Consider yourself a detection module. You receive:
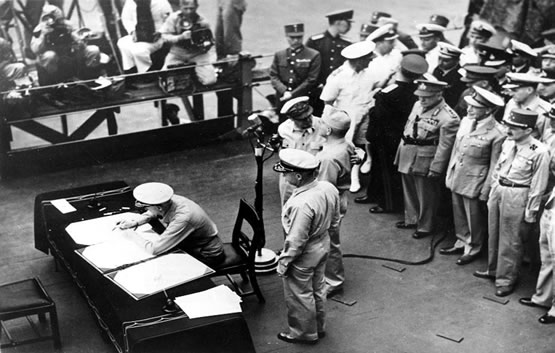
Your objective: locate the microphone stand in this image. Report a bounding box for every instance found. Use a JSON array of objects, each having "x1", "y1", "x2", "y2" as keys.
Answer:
[{"x1": 247, "y1": 127, "x2": 279, "y2": 274}]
